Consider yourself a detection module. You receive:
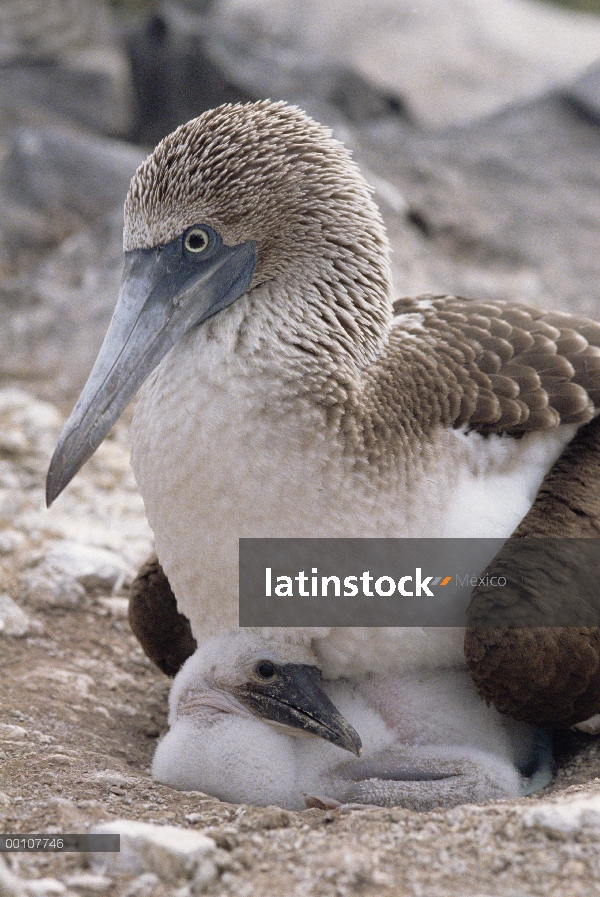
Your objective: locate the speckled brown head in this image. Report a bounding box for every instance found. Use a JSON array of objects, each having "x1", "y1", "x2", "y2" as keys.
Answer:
[
  {"x1": 124, "y1": 100, "x2": 391, "y2": 295},
  {"x1": 46, "y1": 101, "x2": 393, "y2": 505}
]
